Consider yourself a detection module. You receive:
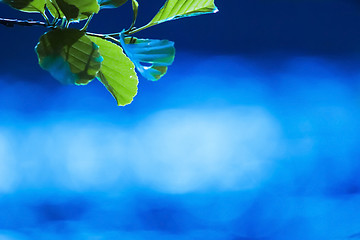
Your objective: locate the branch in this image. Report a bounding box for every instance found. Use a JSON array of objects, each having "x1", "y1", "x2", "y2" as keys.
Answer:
[
  {"x1": 0, "y1": 17, "x2": 46, "y2": 28},
  {"x1": 0, "y1": 17, "x2": 123, "y2": 45}
]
